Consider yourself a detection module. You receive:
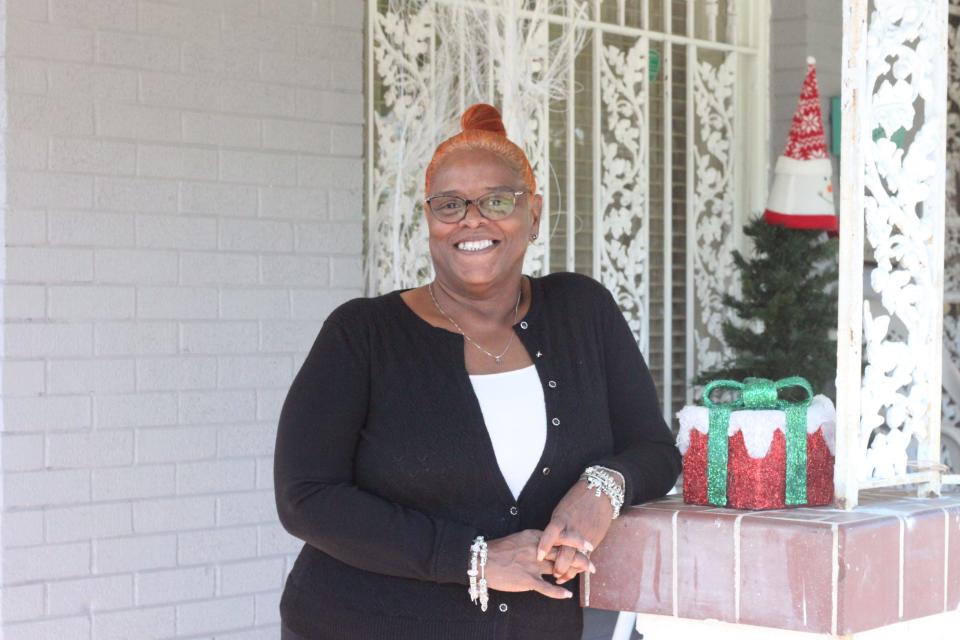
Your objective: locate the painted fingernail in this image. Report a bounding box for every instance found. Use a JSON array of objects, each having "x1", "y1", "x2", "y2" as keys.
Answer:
[
  {"x1": 537, "y1": 550, "x2": 545, "y2": 561},
  {"x1": 564, "y1": 591, "x2": 573, "y2": 598},
  {"x1": 589, "y1": 563, "x2": 597, "y2": 573},
  {"x1": 584, "y1": 542, "x2": 594, "y2": 552}
]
